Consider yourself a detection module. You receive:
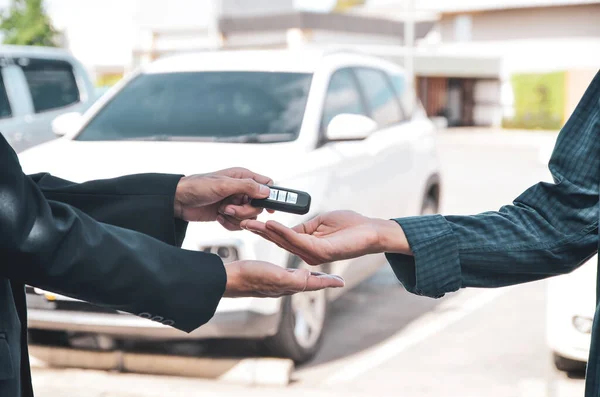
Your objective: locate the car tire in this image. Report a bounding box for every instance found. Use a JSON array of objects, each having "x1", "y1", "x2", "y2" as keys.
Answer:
[
  {"x1": 553, "y1": 352, "x2": 586, "y2": 373},
  {"x1": 261, "y1": 258, "x2": 328, "y2": 364},
  {"x1": 420, "y1": 188, "x2": 440, "y2": 215},
  {"x1": 28, "y1": 329, "x2": 69, "y2": 347}
]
